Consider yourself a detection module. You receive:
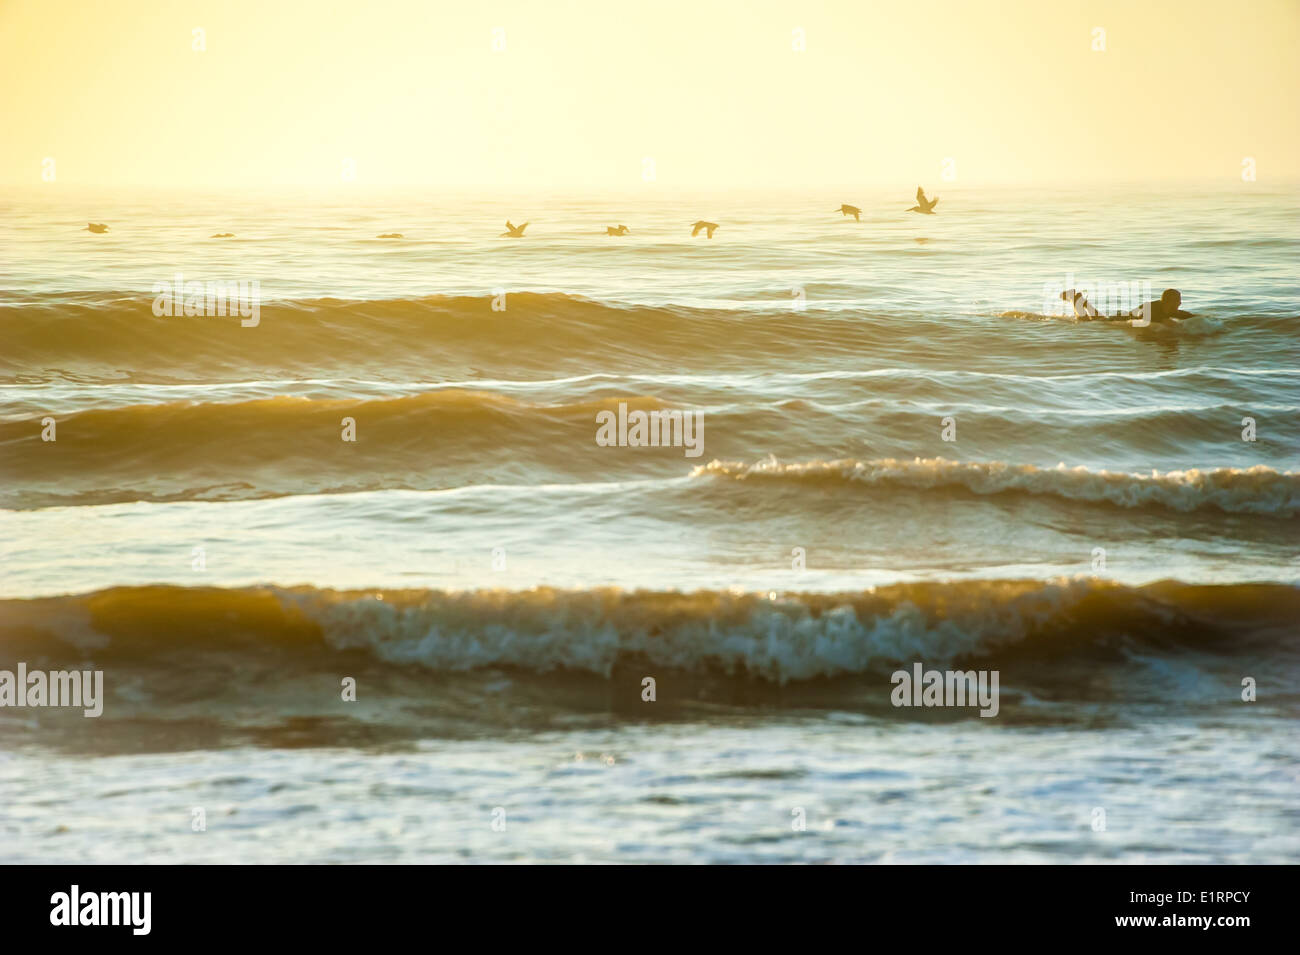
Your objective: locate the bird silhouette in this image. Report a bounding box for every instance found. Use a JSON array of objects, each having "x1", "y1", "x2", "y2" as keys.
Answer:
[
  {"x1": 377, "y1": 233, "x2": 403, "y2": 239},
  {"x1": 691, "y1": 220, "x2": 719, "y2": 238},
  {"x1": 605, "y1": 225, "x2": 630, "y2": 236},
  {"x1": 500, "y1": 221, "x2": 528, "y2": 237},
  {"x1": 84, "y1": 222, "x2": 108, "y2": 233},
  {"x1": 210, "y1": 232, "x2": 235, "y2": 238},
  {"x1": 836, "y1": 204, "x2": 861, "y2": 221},
  {"x1": 907, "y1": 187, "x2": 939, "y2": 214}
]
